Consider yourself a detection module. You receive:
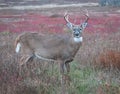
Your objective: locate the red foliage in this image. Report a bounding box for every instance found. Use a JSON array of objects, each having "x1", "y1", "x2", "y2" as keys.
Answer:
[
  {"x1": 96, "y1": 50, "x2": 120, "y2": 69},
  {"x1": 0, "y1": 13, "x2": 120, "y2": 33}
]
